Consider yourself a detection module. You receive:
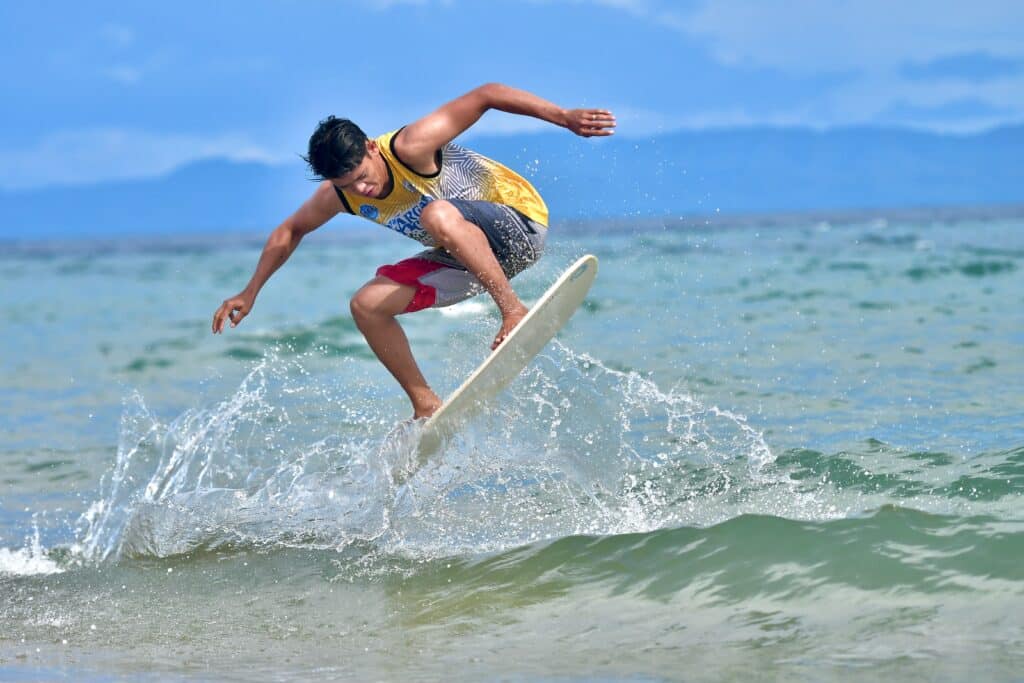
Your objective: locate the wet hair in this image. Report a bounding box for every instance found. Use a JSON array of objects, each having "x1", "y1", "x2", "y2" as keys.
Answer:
[{"x1": 303, "y1": 116, "x2": 368, "y2": 179}]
